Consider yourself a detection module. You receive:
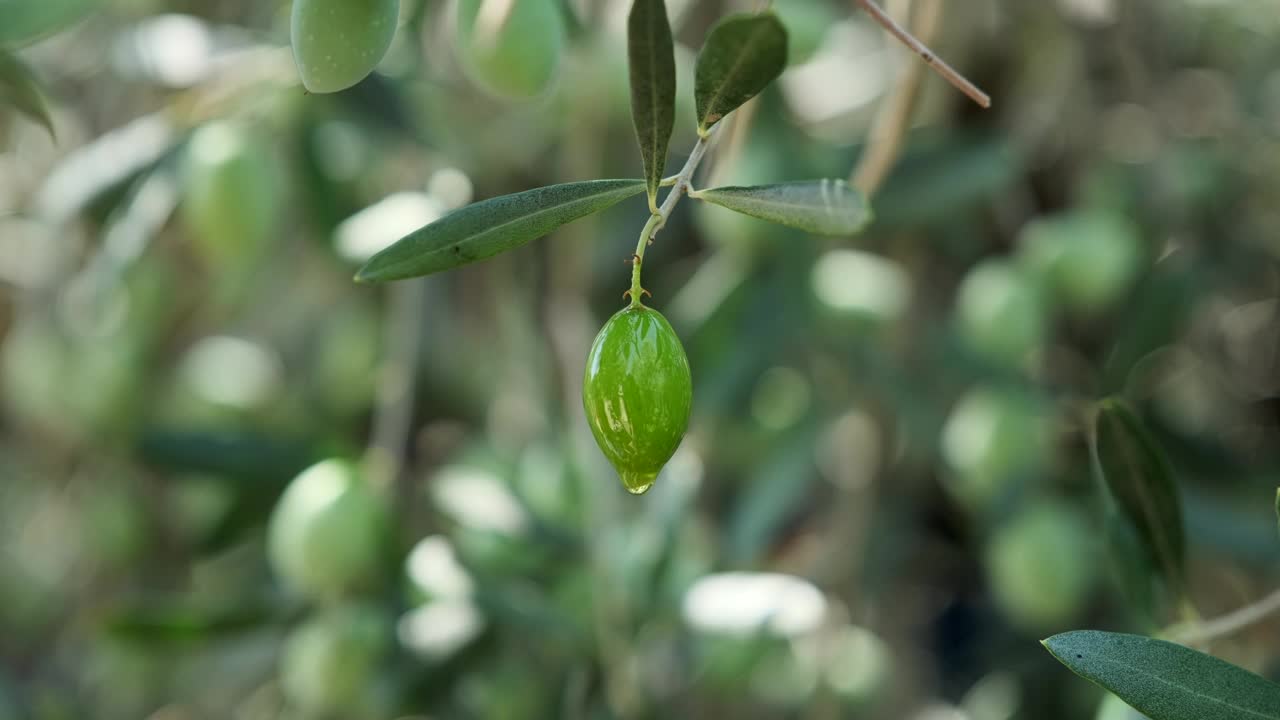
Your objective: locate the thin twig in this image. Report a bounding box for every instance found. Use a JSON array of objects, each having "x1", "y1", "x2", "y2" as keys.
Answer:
[
  {"x1": 1170, "y1": 587, "x2": 1280, "y2": 645},
  {"x1": 852, "y1": 0, "x2": 940, "y2": 195},
  {"x1": 854, "y1": 0, "x2": 991, "y2": 109},
  {"x1": 628, "y1": 124, "x2": 720, "y2": 303},
  {"x1": 366, "y1": 279, "x2": 427, "y2": 501}
]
